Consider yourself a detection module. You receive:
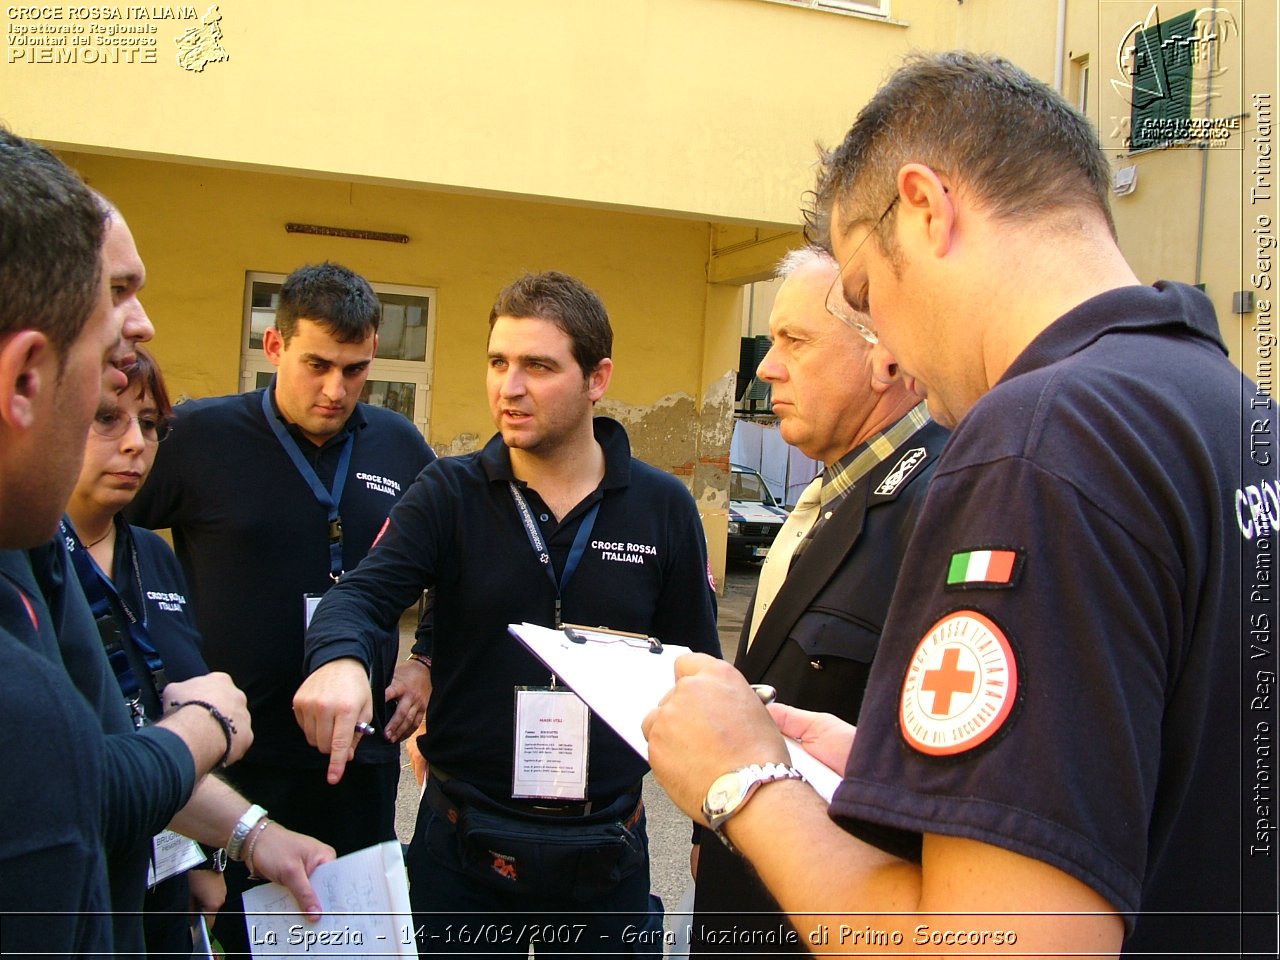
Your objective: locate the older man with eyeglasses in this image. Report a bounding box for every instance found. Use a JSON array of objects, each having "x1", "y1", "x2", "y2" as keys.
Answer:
[{"x1": 691, "y1": 246, "x2": 947, "y2": 956}]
